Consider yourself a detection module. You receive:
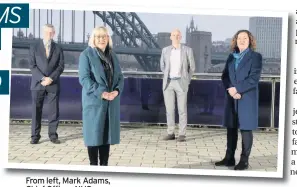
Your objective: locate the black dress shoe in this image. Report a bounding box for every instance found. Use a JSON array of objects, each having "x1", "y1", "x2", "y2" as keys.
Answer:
[
  {"x1": 215, "y1": 158, "x2": 235, "y2": 166},
  {"x1": 100, "y1": 162, "x2": 108, "y2": 166},
  {"x1": 30, "y1": 139, "x2": 39, "y2": 144},
  {"x1": 50, "y1": 139, "x2": 61, "y2": 144},
  {"x1": 234, "y1": 161, "x2": 249, "y2": 170}
]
